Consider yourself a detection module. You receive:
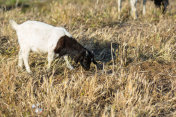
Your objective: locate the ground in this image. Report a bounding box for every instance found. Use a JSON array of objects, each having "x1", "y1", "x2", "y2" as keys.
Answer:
[{"x1": 0, "y1": 0, "x2": 176, "y2": 116}]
